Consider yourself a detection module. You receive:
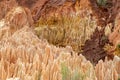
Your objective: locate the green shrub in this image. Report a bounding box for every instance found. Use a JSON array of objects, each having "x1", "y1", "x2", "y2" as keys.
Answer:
[
  {"x1": 97, "y1": 0, "x2": 107, "y2": 6},
  {"x1": 71, "y1": 69, "x2": 86, "y2": 80},
  {"x1": 61, "y1": 63, "x2": 86, "y2": 80},
  {"x1": 61, "y1": 63, "x2": 71, "y2": 80}
]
